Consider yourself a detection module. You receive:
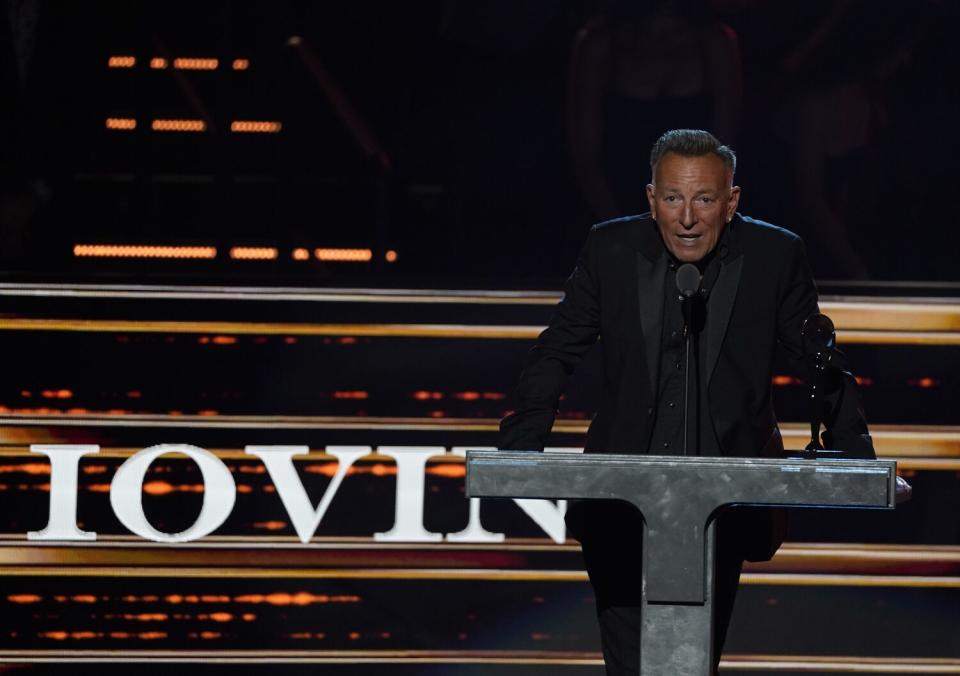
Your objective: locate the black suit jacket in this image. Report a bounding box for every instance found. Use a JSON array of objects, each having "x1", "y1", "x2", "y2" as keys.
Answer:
[{"x1": 499, "y1": 213, "x2": 873, "y2": 558}]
